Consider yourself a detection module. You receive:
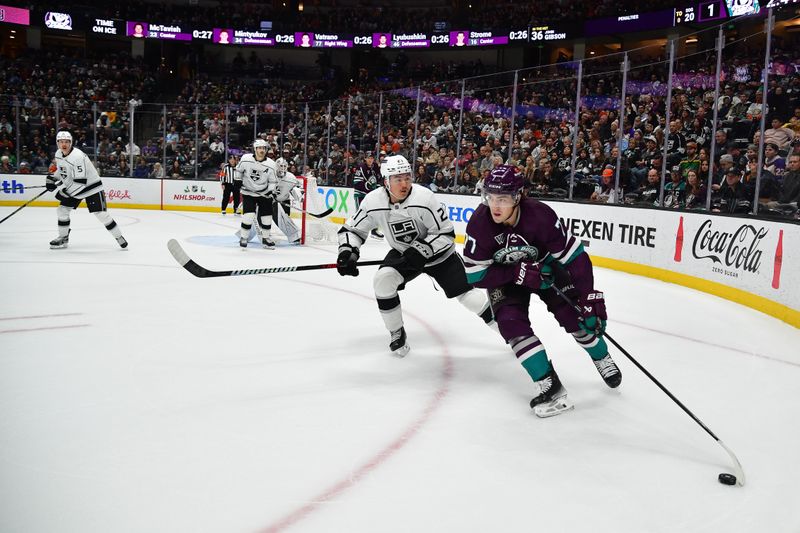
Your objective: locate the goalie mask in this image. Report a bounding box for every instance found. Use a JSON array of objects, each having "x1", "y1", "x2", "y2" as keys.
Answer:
[{"x1": 275, "y1": 157, "x2": 288, "y2": 178}]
